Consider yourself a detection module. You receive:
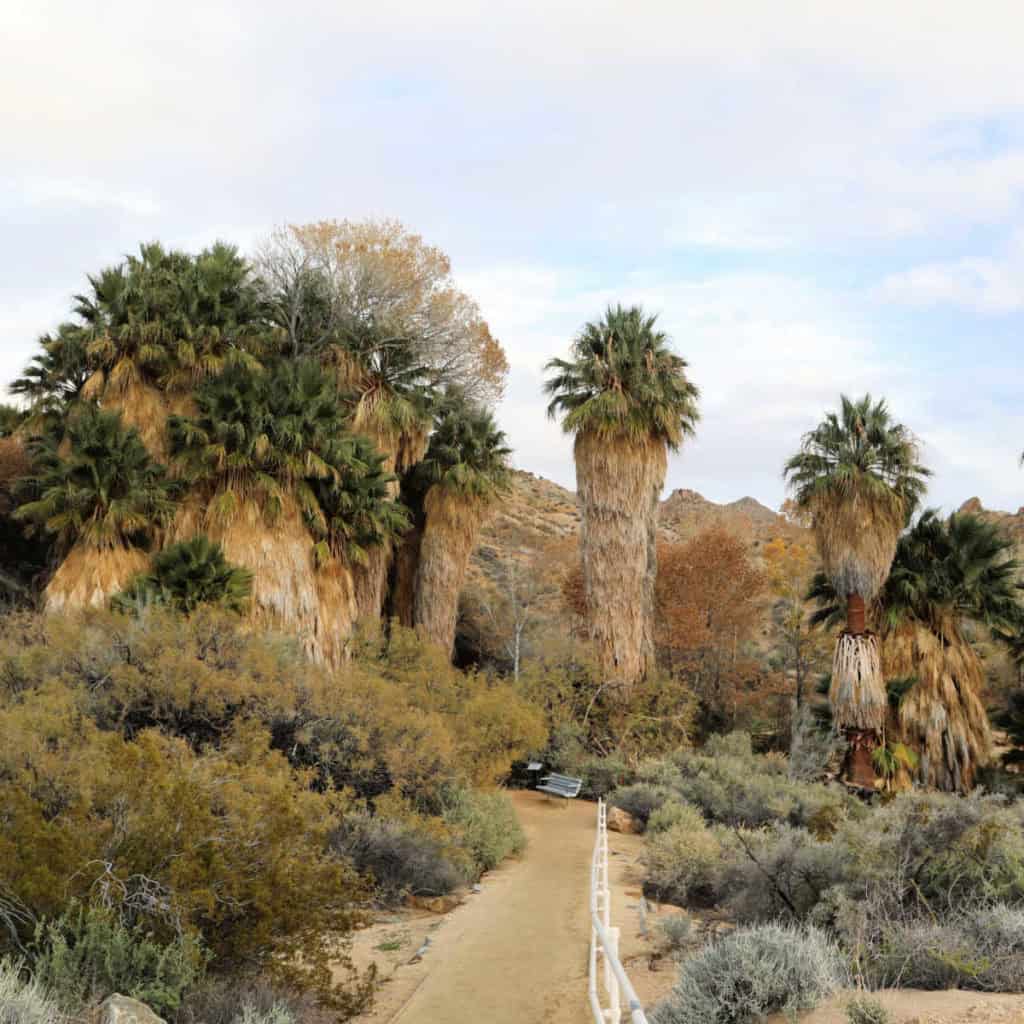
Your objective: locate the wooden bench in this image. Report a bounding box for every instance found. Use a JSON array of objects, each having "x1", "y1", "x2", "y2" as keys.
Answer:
[{"x1": 536, "y1": 772, "x2": 582, "y2": 803}]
